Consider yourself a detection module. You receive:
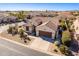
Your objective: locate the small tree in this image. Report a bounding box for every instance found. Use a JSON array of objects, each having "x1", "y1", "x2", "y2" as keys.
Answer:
[
  {"x1": 7, "y1": 26, "x2": 13, "y2": 34},
  {"x1": 62, "y1": 30, "x2": 71, "y2": 47},
  {"x1": 18, "y1": 28, "x2": 25, "y2": 39},
  {"x1": 12, "y1": 26, "x2": 18, "y2": 36},
  {"x1": 59, "y1": 19, "x2": 67, "y2": 31}
]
